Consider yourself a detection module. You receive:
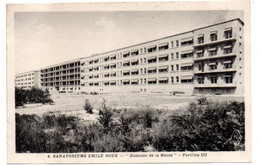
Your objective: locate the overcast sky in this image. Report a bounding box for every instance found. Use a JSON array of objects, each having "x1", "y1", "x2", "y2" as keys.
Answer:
[{"x1": 15, "y1": 10, "x2": 243, "y2": 74}]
